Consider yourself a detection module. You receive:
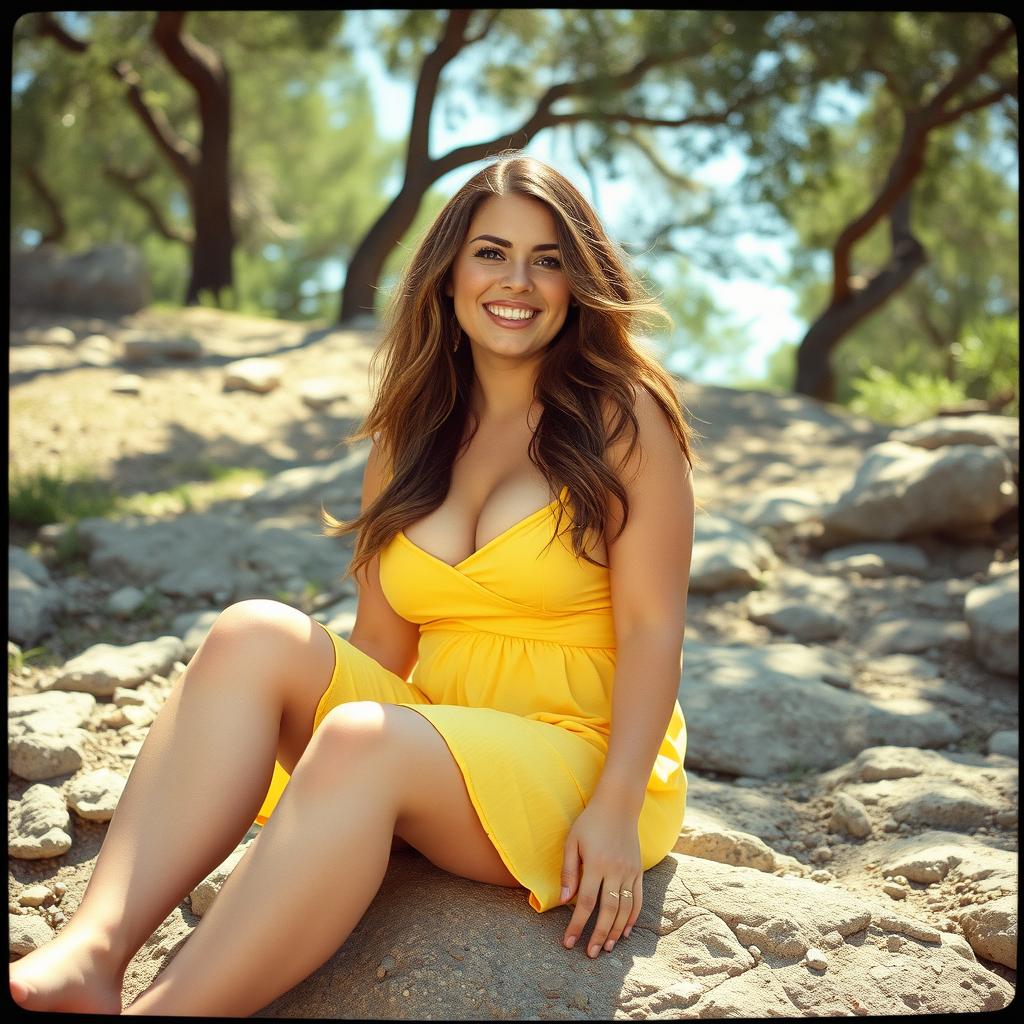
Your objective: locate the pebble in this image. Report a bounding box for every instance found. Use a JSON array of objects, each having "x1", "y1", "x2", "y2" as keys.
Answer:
[
  {"x1": 810, "y1": 845, "x2": 833, "y2": 864},
  {"x1": 883, "y1": 883, "x2": 908, "y2": 900},
  {"x1": 748, "y1": 945, "x2": 762, "y2": 961},
  {"x1": 886, "y1": 936, "x2": 903, "y2": 952},
  {"x1": 18, "y1": 884, "x2": 53, "y2": 907},
  {"x1": 805, "y1": 947, "x2": 828, "y2": 970}
]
